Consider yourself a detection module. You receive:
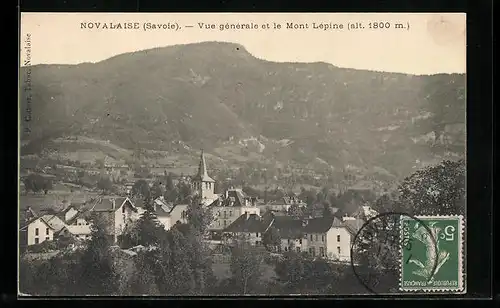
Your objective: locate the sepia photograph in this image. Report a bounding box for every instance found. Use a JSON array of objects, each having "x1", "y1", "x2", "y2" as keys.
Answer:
[{"x1": 18, "y1": 13, "x2": 466, "y2": 296}]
